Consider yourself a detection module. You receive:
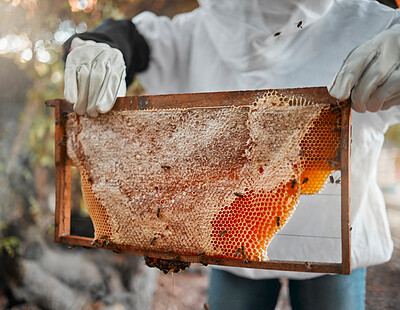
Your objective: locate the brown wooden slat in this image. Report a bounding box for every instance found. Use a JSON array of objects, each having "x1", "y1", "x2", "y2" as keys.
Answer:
[
  {"x1": 340, "y1": 104, "x2": 352, "y2": 275},
  {"x1": 60, "y1": 235, "x2": 342, "y2": 274},
  {"x1": 48, "y1": 99, "x2": 72, "y2": 241},
  {"x1": 112, "y1": 87, "x2": 337, "y2": 111}
]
